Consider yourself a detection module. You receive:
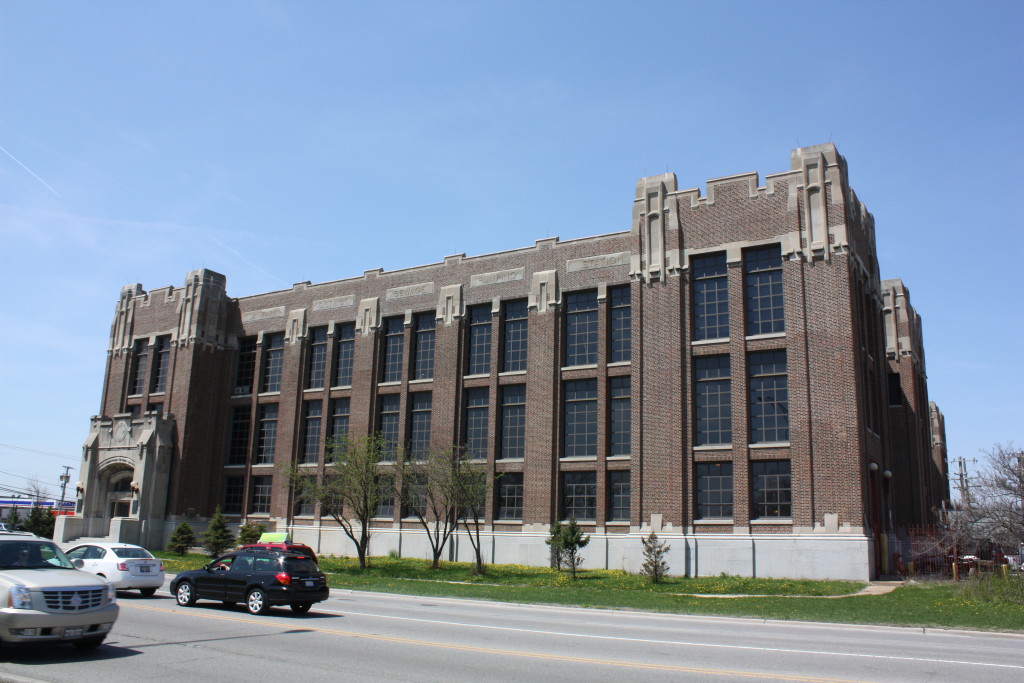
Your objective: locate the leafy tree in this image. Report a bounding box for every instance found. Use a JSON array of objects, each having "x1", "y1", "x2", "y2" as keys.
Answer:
[
  {"x1": 237, "y1": 521, "x2": 267, "y2": 545},
  {"x1": 640, "y1": 532, "x2": 671, "y2": 583},
  {"x1": 558, "y1": 516, "x2": 590, "y2": 579},
  {"x1": 4, "y1": 506, "x2": 20, "y2": 528},
  {"x1": 23, "y1": 504, "x2": 55, "y2": 538},
  {"x1": 200, "y1": 508, "x2": 235, "y2": 557},
  {"x1": 546, "y1": 517, "x2": 592, "y2": 578},
  {"x1": 546, "y1": 520, "x2": 565, "y2": 570},
  {"x1": 291, "y1": 434, "x2": 390, "y2": 569},
  {"x1": 167, "y1": 521, "x2": 196, "y2": 555}
]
